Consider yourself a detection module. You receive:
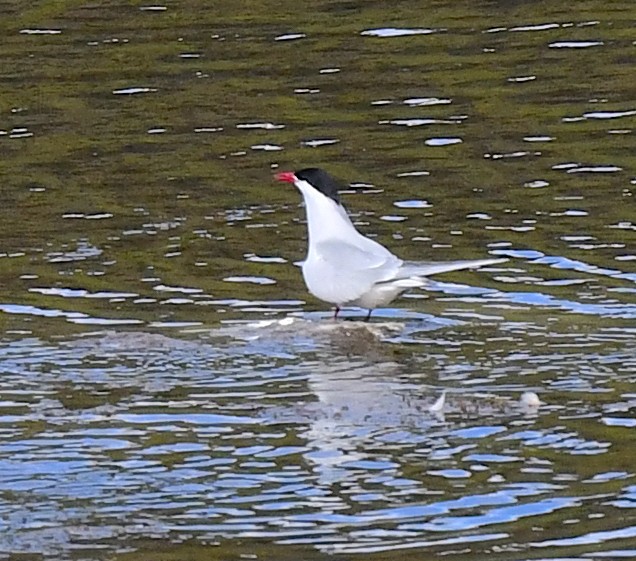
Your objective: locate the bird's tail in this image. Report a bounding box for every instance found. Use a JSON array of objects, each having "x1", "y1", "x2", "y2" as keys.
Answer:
[{"x1": 396, "y1": 257, "x2": 507, "y2": 280}]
